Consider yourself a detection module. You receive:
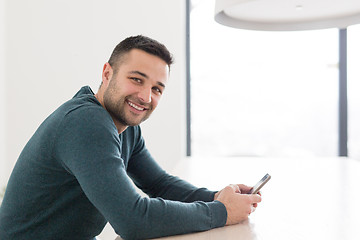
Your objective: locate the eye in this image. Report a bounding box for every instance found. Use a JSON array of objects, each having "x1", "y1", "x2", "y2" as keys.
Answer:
[
  {"x1": 130, "y1": 77, "x2": 142, "y2": 83},
  {"x1": 152, "y1": 87, "x2": 162, "y2": 95}
]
